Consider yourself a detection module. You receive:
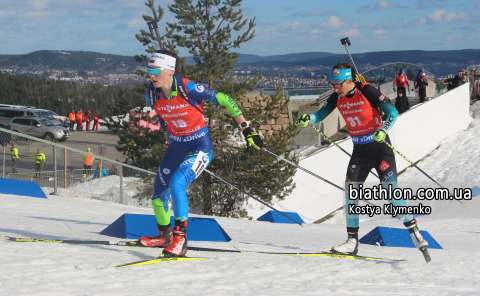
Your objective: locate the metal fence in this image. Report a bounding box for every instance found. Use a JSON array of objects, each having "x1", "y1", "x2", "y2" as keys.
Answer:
[{"x1": 0, "y1": 127, "x2": 156, "y2": 207}]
